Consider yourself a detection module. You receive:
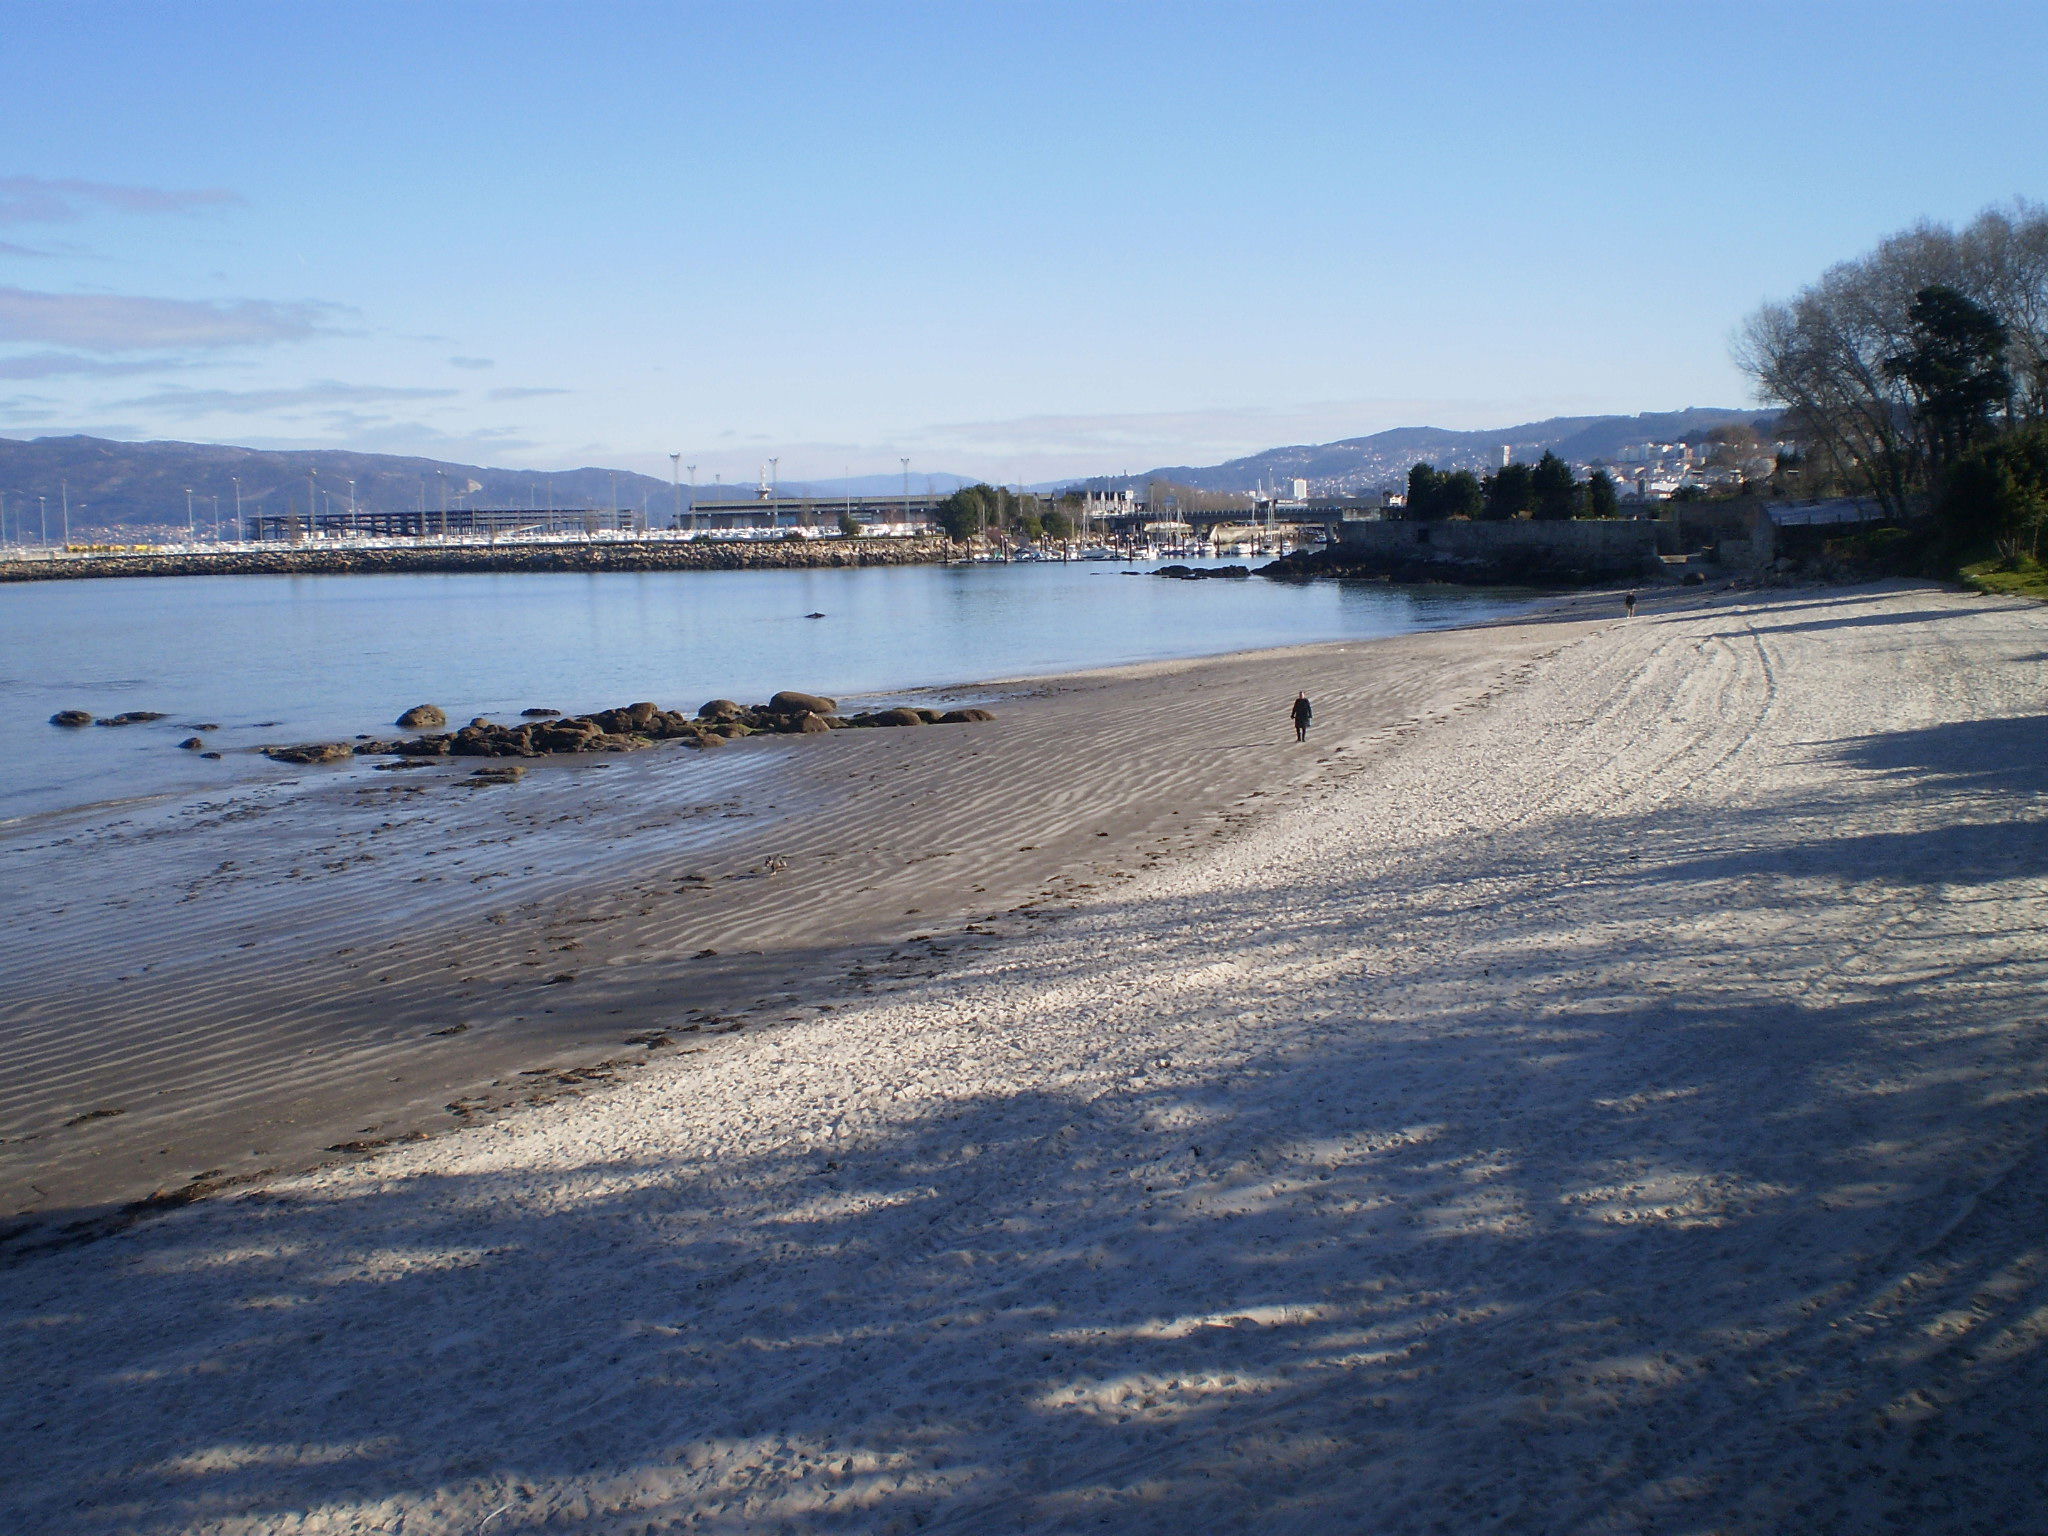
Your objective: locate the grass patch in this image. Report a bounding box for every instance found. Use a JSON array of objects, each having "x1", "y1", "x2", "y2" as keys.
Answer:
[{"x1": 1960, "y1": 556, "x2": 2048, "y2": 599}]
